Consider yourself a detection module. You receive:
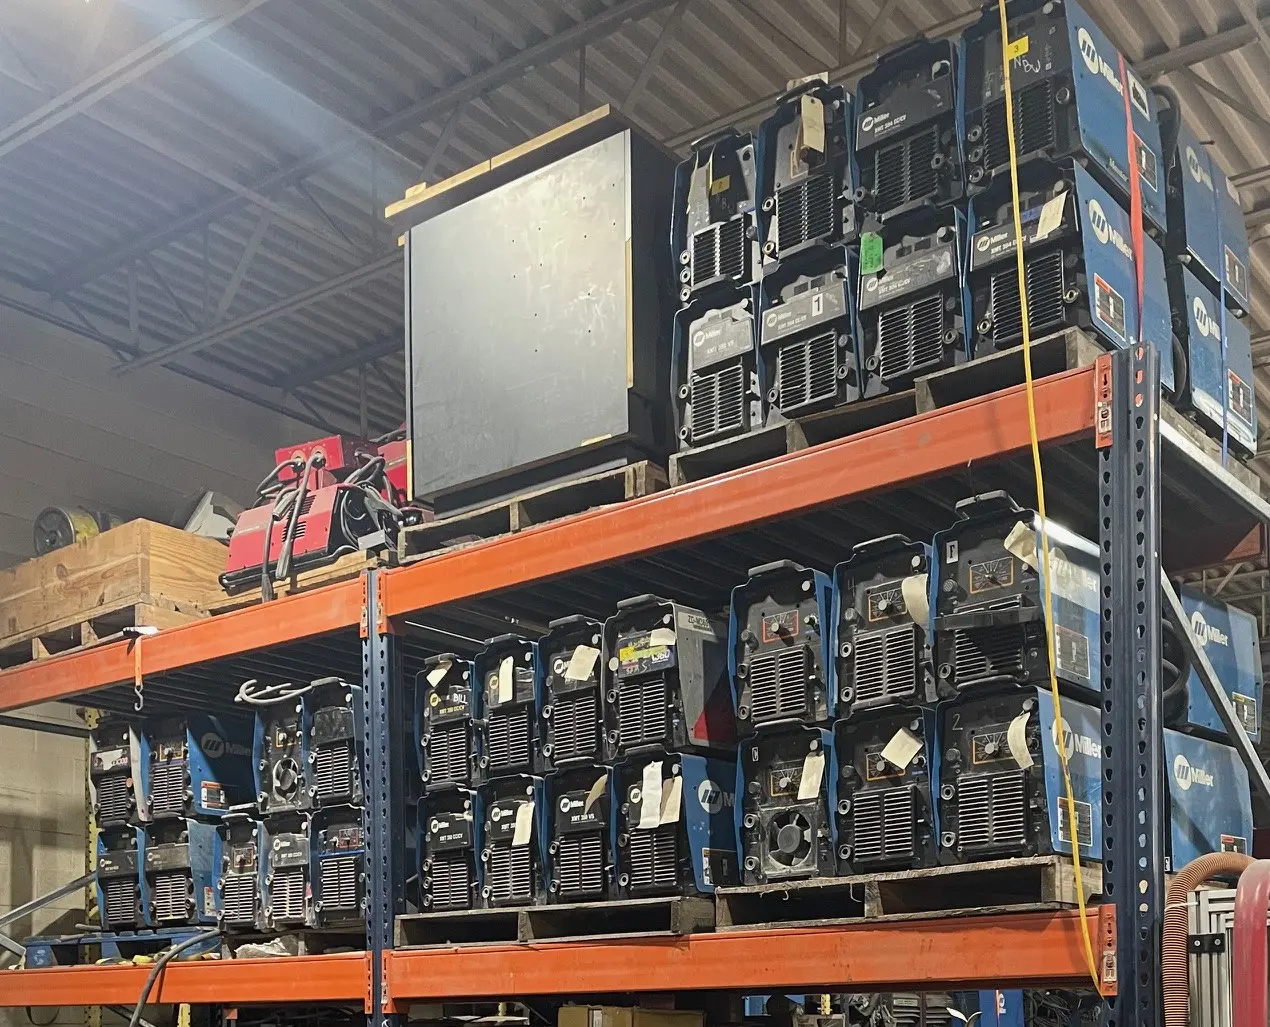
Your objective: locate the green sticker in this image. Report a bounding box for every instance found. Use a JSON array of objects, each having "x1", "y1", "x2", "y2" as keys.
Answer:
[{"x1": 860, "y1": 232, "x2": 884, "y2": 275}]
